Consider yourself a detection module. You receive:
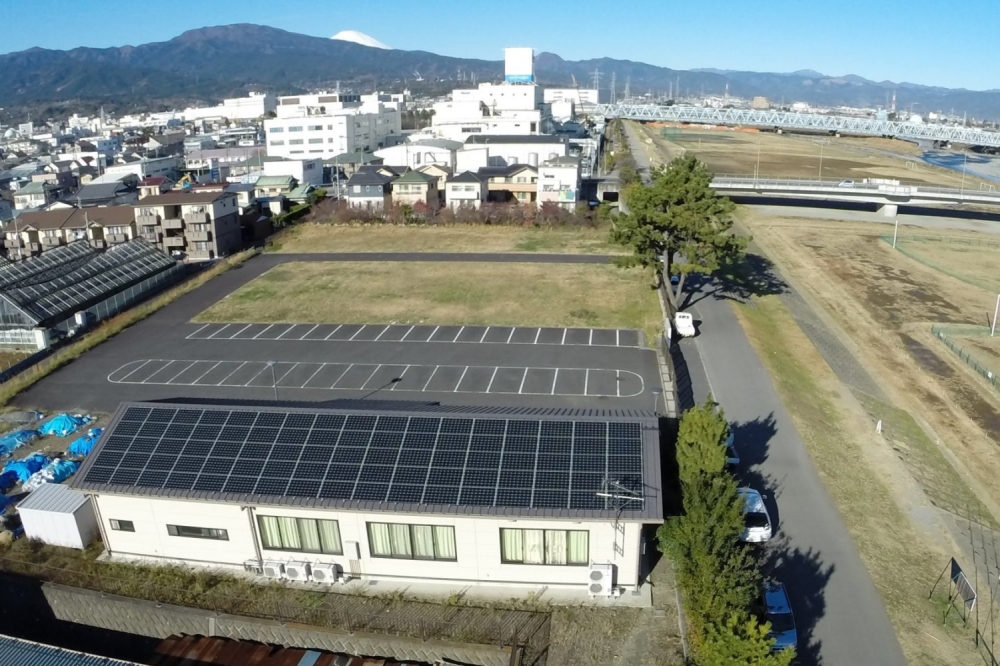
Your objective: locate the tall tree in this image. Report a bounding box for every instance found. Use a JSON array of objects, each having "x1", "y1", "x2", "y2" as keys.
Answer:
[
  {"x1": 676, "y1": 397, "x2": 730, "y2": 484},
  {"x1": 698, "y1": 613, "x2": 795, "y2": 666},
  {"x1": 611, "y1": 155, "x2": 747, "y2": 309}
]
